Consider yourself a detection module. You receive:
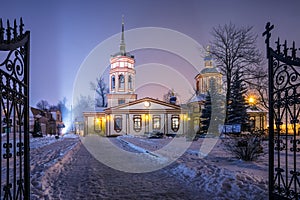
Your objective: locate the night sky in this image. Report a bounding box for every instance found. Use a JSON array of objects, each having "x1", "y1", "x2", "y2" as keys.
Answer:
[{"x1": 1, "y1": 0, "x2": 299, "y2": 108}]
